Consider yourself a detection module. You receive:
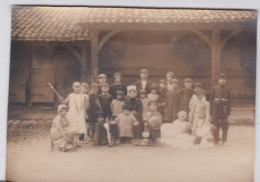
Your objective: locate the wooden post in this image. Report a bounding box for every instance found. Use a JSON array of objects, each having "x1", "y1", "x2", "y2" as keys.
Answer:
[
  {"x1": 91, "y1": 30, "x2": 99, "y2": 83},
  {"x1": 211, "y1": 28, "x2": 221, "y2": 89},
  {"x1": 81, "y1": 45, "x2": 88, "y2": 82}
]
